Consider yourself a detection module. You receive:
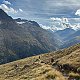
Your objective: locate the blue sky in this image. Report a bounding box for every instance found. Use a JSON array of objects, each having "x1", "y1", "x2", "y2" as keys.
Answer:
[
  {"x1": 0, "y1": 0, "x2": 80, "y2": 30},
  {"x1": 0, "y1": 0, "x2": 80, "y2": 18}
]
